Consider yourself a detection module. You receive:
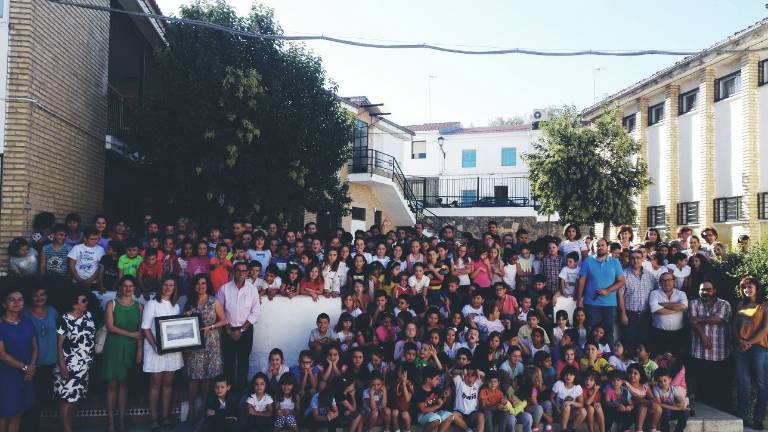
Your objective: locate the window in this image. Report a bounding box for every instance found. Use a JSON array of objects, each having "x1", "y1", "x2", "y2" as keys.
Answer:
[
  {"x1": 462, "y1": 149, "x2": 476, "y2": 168},
  {"x1": 647, "y1": 205, "x2": 666, "y2": 227},
  {"x1": 714, "y1": 196, "x2": 742, "y2": 223},
  {"x1": 715, "y1": 71, "x2": 741, "y2": 101},
  {"x1": 678, "y1": 89, "x2": 698, "y2": 115},
  {"x1": 351, "y1": 207, "x2": 366, "y2": 221},
  {"x1": 677, "y1": 201, "x2": 699, "y2": 225},
  {"x1": 501, "y1": 147, "x2": 517, "y2": 166},
  {"x1": 461, "y1": 189, "x2": 477, "y2": 207},
  {"x1": 759, "y1": 193, "x2": 768, "y2": 220},
  {"x1": 648, "y1": 103, "x2": 664, "y2": 126},
  {"x1": 760, "y1": 59, "x2": 768, "y2": 86},
  {"x1": 622, "y1": 114, "x2": 636, "y2": 133},
  {"x1": 411, "y1": 141, "x2": 426, "y2": 159}
]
